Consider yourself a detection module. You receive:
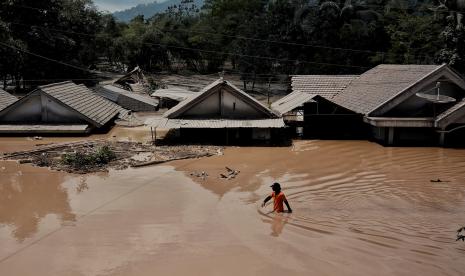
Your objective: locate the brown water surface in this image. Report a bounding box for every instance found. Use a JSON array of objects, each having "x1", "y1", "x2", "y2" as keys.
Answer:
[{"x1": 1, "y1": 140, "x2": 465, "y2": 275}]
